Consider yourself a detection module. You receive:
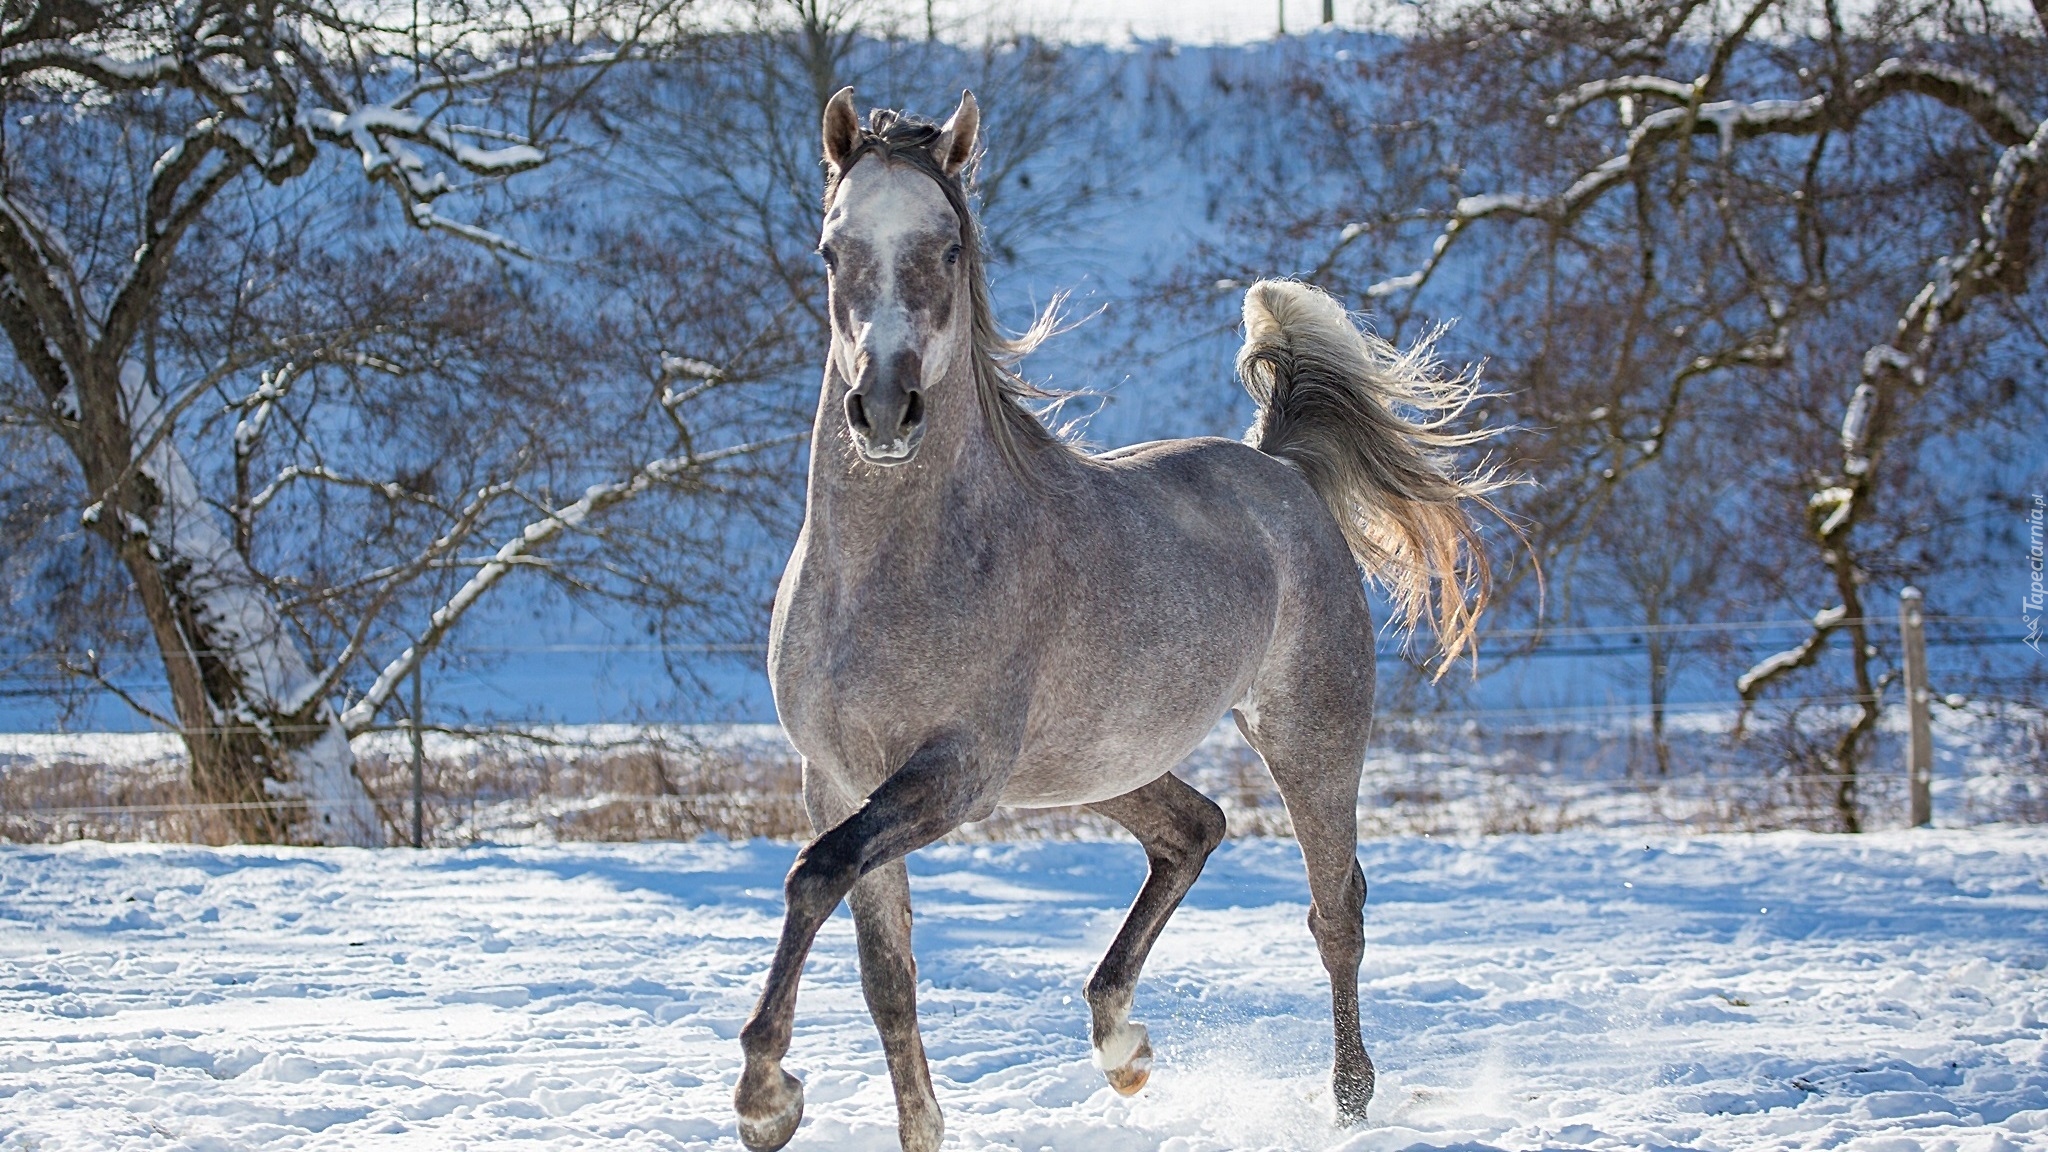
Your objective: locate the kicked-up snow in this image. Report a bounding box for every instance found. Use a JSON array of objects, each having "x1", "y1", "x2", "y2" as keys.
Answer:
[{"x1": 1, "y1": 831, "x2": 2043, "y2": 1151}]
